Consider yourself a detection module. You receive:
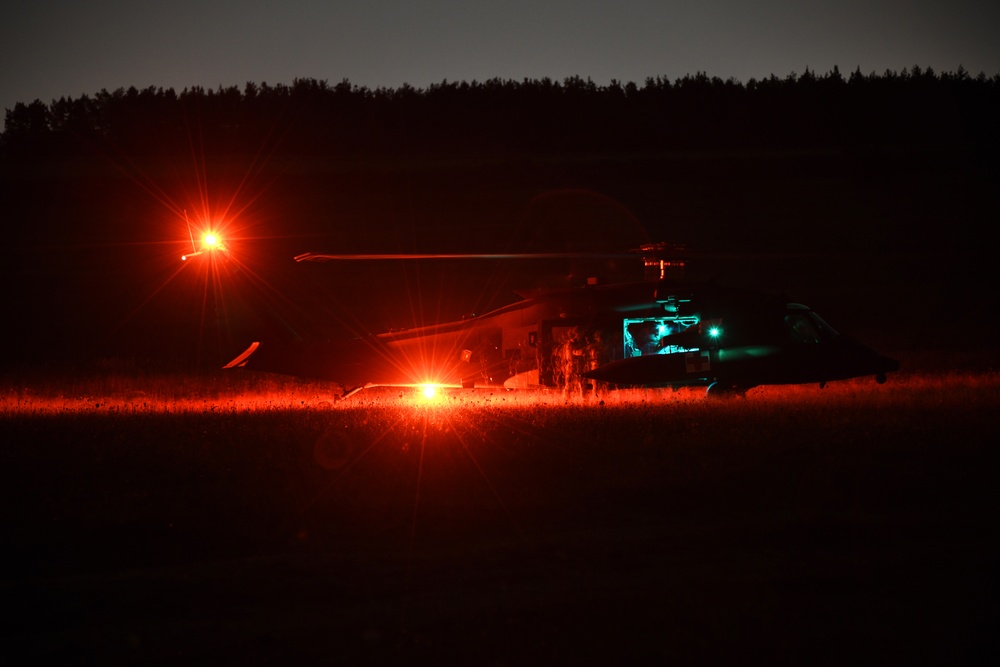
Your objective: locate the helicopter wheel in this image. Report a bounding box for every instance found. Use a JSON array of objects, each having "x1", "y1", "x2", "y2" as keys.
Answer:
[{"x1": 705, "y1": 382, "x2": 745, "y2": 399}]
